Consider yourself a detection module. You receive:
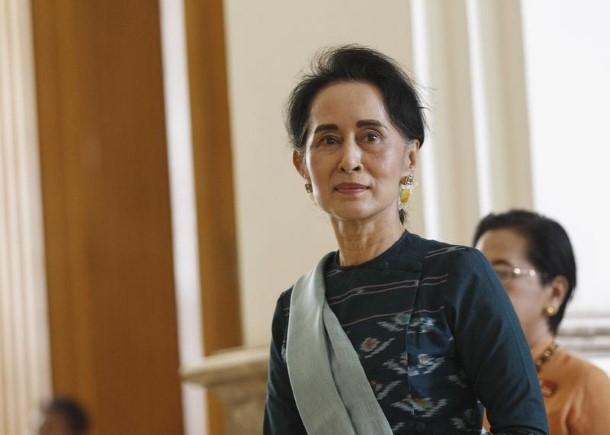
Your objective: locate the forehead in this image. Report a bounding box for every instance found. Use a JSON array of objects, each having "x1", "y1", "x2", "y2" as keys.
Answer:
[
  {"x1": 40, "y1": 411, "x2": 72, "y2": 432},
  {"x1": 477, "y1": 228, "x2": 530, "y2": 262},
  {"x1": 309, "y1": 81, "x2": 389, "y2": 125}
]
